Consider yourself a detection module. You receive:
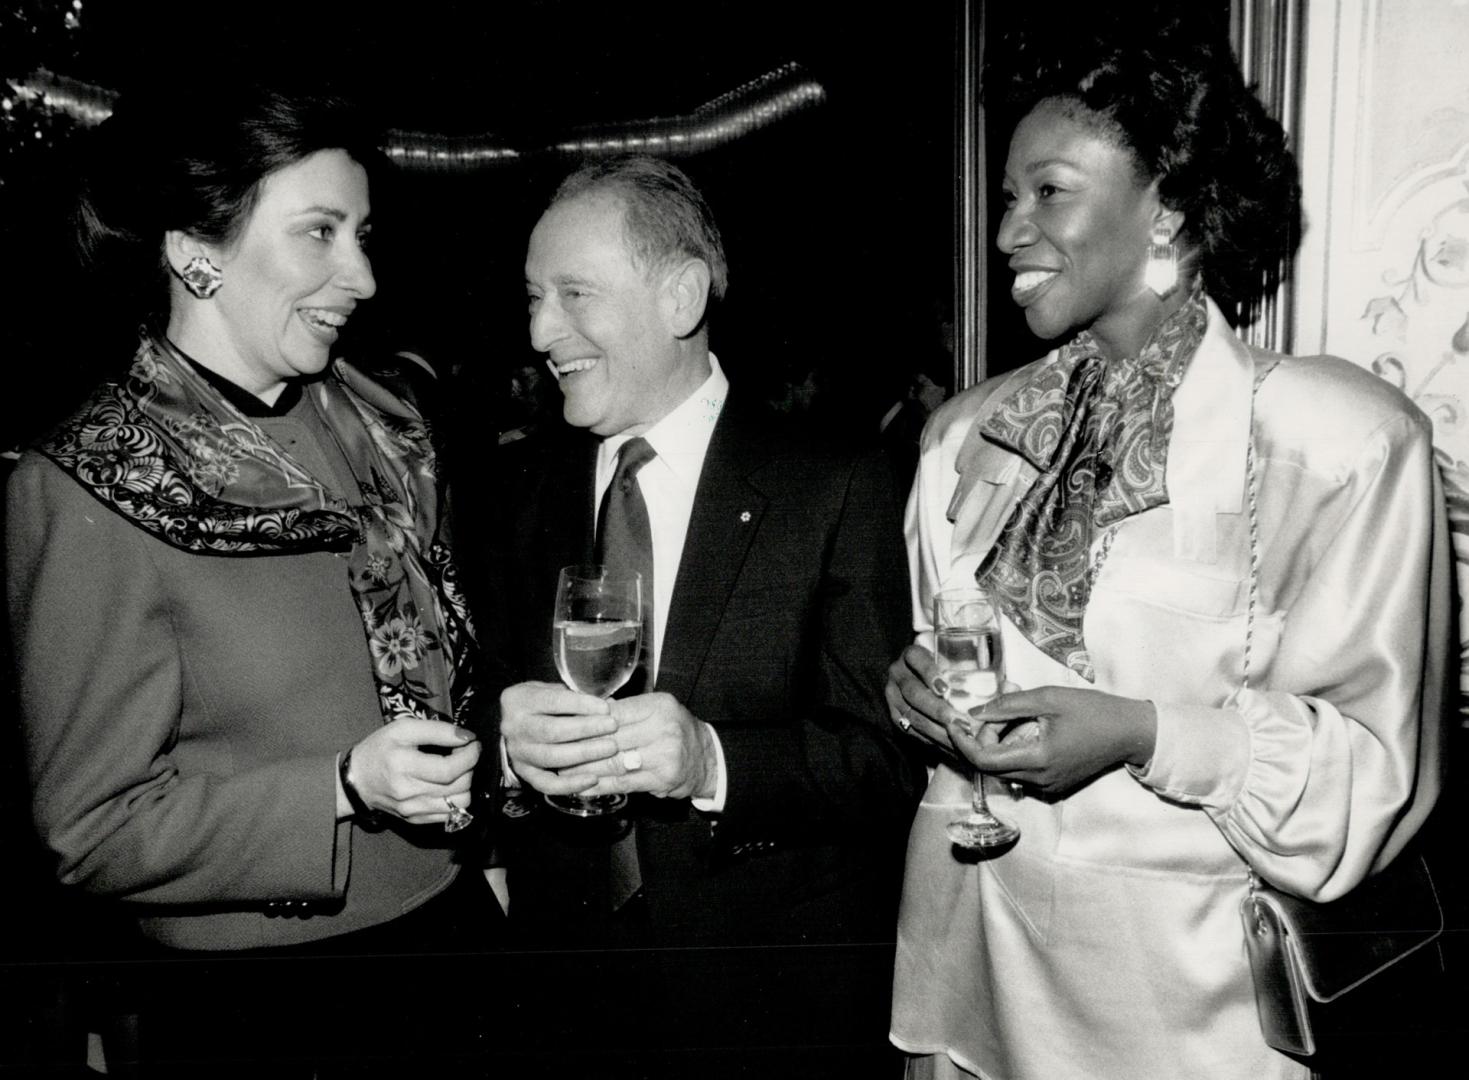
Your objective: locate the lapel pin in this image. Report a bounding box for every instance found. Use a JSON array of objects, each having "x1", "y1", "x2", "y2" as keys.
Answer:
[{"x1": 740, "y1": 510, "x2": 752, "y2": 523}]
